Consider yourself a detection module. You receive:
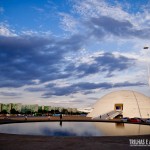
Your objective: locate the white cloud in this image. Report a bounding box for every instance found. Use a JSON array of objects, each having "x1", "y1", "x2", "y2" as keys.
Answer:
[
  {"x1": 0, "y1": 0, "x2": 150, "y2": 107},
  {"x1": 32, "y1": 6, "x2": 45, "y2": 13},
  {"x1": 21, "y1": 30, "x2": 52, "y2": 37},
  {"x1": 73, "y1": 0, "x2": 150, "y2": 31},
  {"x1": 59, "y1": 13, "x2": 78, "y2": 33},
  {"x1": 73, "y1": 0, "x2": 130, "y2": 20},
  {"x1": 0, "y1": 23, "x2": 17, "y2": 37},
  {"x1": 21, "y1": 30, "x2": 39, "y2": 36}
]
